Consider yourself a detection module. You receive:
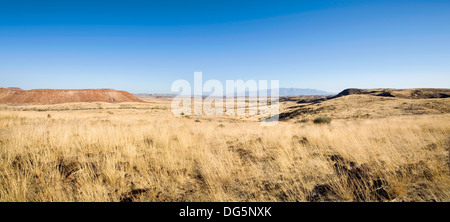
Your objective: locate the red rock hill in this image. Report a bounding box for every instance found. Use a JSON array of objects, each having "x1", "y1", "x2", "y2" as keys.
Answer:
[{"x1": 0, "y1": 88, "x2": 144, "y2": 105}]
